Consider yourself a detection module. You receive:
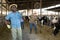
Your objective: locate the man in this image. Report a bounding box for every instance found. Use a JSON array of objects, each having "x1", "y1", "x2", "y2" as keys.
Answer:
[
  {"x1": 29, "y1": 13, "x2": 37, "y2": 34},
  {"x1": 5, "y1": 4, "x2": 22, "y2": 40}
]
